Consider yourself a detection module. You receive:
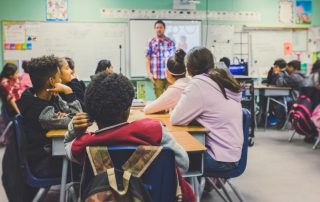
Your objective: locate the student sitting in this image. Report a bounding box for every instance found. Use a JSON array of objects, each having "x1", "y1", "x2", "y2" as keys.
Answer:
[
  {"x1": 94, "y1": 59, "x2": 113, "y2": 74},
  {"x1": 20, "y1": 61, "x2": 32, "y2": 89},
  {"x1": 171, "y1": 47, "x2": 243, "y2": 173},
  {"x1": 64, "y1": 72, "x2": 195, "y2": 201},
  {"x1": 144, "y1": 49, "x2": 190, "y2": 114},
  {"x1": 0, "y1": 63, "x2": 23, "y2": 116},
  {"x1": 275, "y1": 60, "x2": 307, "y2": 87},
  {"x1": 219, "y1": 57, "x2": 231, "y2": 68},
  {"x1": 307, "y1": 59, "x2": 320, "y2": 88},
  {"x1": 59, "y1": 57, "x2": 86, "y2": 109},
  {"x1": 17, "y1": 55, "x2": 82, "y2": 178},
  {"x1": 263, "y1": 58, "x2": 287, "y2": 85}
]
